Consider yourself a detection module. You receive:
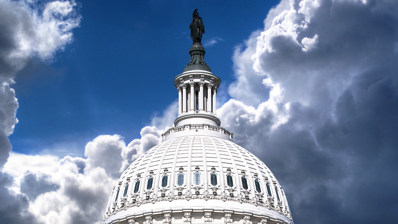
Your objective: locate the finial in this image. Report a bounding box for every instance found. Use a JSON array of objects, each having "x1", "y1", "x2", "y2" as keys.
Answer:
[{"x1": 184, "y1": 9, "x2": 211, "y2": 72}]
